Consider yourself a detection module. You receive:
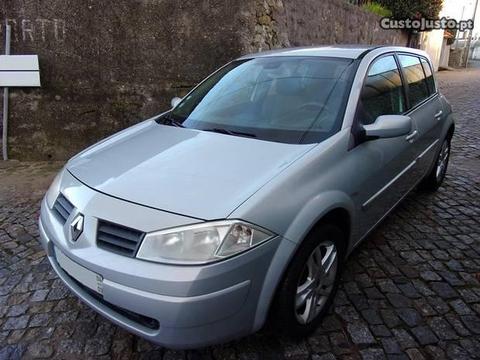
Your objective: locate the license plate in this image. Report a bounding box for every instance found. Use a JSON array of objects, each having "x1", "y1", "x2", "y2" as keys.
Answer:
[{"x1": 54, "y1": 247, "x2": 103, "y2": 295}]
